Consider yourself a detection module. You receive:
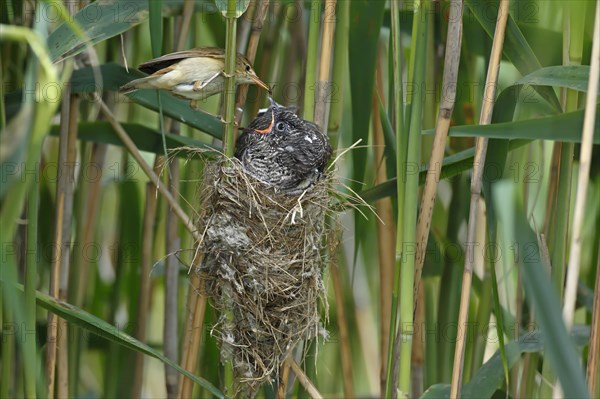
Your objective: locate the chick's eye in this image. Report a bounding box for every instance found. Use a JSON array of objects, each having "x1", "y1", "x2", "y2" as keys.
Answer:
[{"x1": 275, "y1": 122, "x2": 286, "y2": 132}]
